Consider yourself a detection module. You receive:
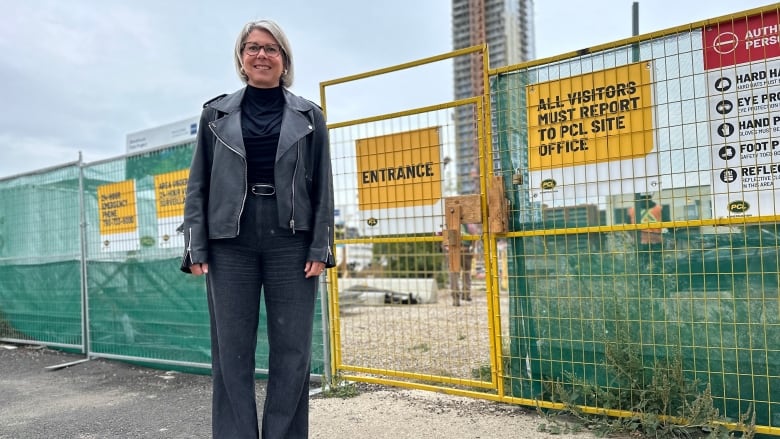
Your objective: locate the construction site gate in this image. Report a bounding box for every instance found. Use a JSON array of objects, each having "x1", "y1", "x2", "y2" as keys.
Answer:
[{"x1": 321, "y1": 5, "x2": 780, "y2": 436}]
